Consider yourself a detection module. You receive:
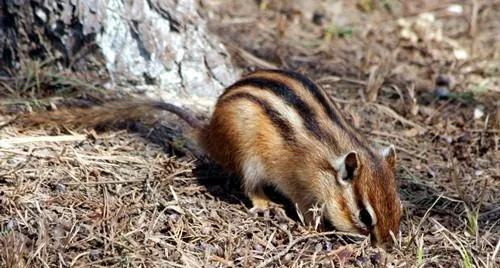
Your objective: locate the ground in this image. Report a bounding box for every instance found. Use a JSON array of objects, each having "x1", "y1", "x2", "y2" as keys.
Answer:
[{"x1": 0, "y1": 1, "x2": 499, "y2": 267}]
